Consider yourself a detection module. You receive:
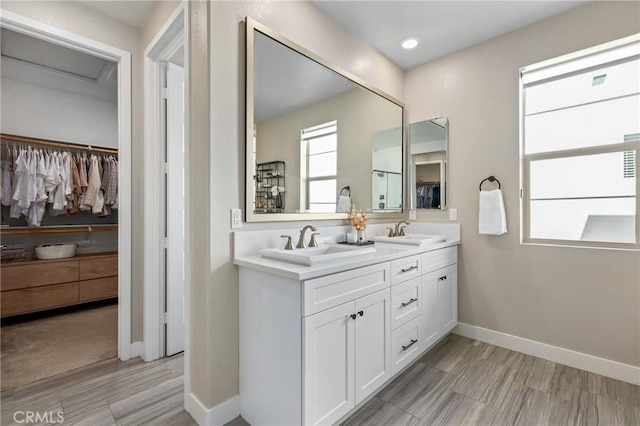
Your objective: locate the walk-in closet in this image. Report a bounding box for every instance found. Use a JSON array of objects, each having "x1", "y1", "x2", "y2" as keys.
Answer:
[{"x1": 0, "y1": 28, "x2": 121, "y2": 390}]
